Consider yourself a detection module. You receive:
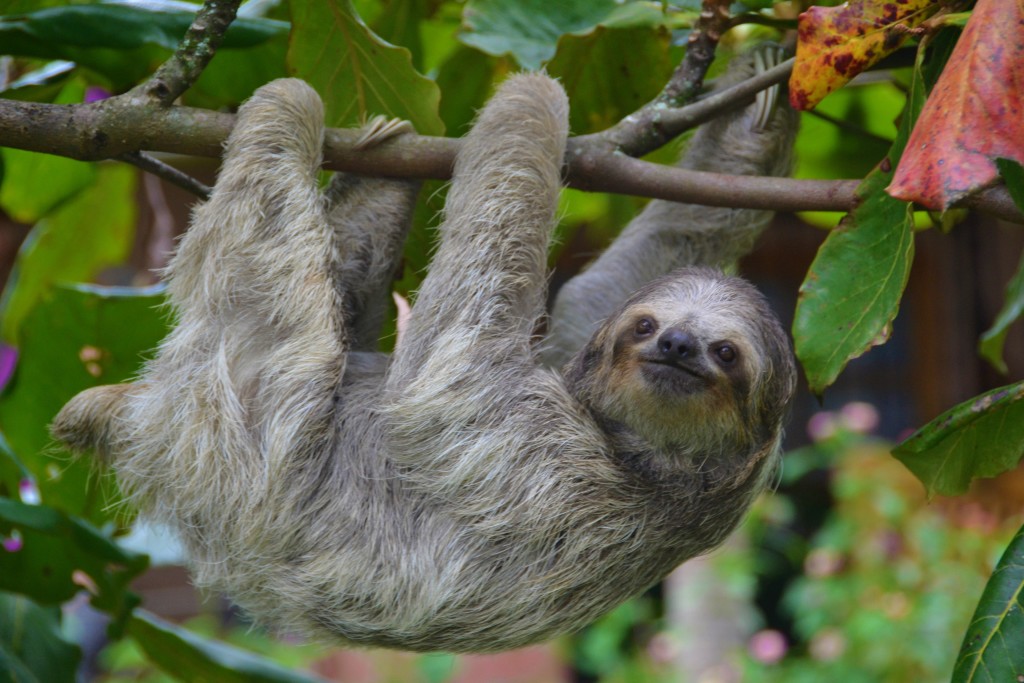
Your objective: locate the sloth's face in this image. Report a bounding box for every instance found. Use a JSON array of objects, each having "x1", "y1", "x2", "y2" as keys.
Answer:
[
  {"x1": 577, "y1": 269, "x2": 793, "y2": 451},
  {"x1": 605, "y1": 295, "x2": 755, "y2": 424}
]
